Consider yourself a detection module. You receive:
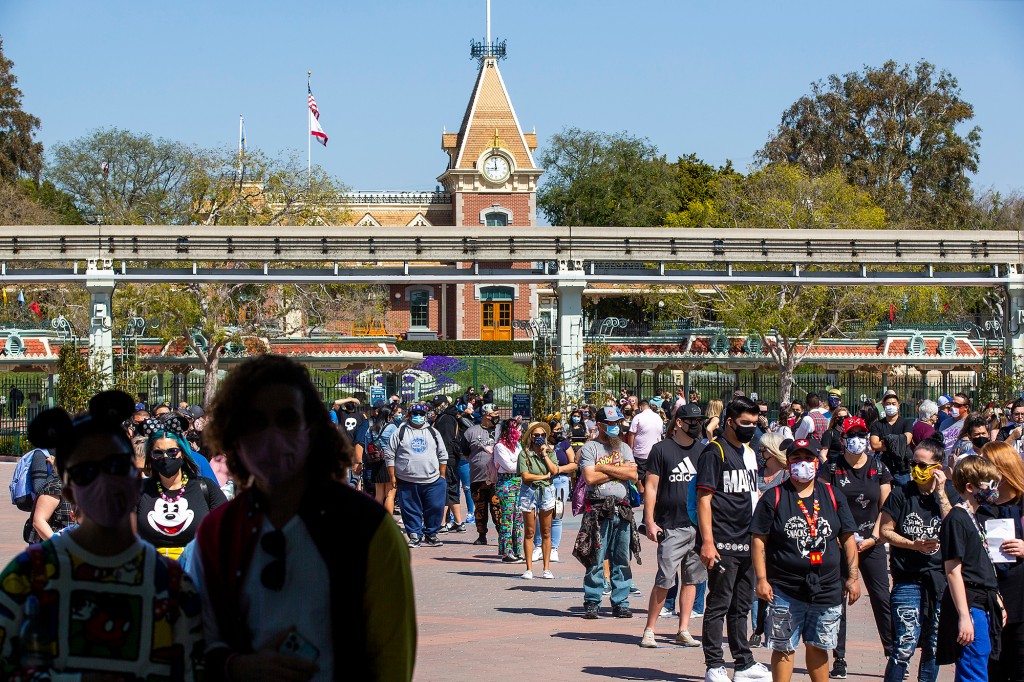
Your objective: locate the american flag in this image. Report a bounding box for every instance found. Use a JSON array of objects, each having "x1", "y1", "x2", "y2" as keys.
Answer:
[
  {"x1": 308, "y1": 85, "x2": 327, "y2": 147},
  {"x1": 308, "y1": 85, "x2": 320, "y2": 120}
]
